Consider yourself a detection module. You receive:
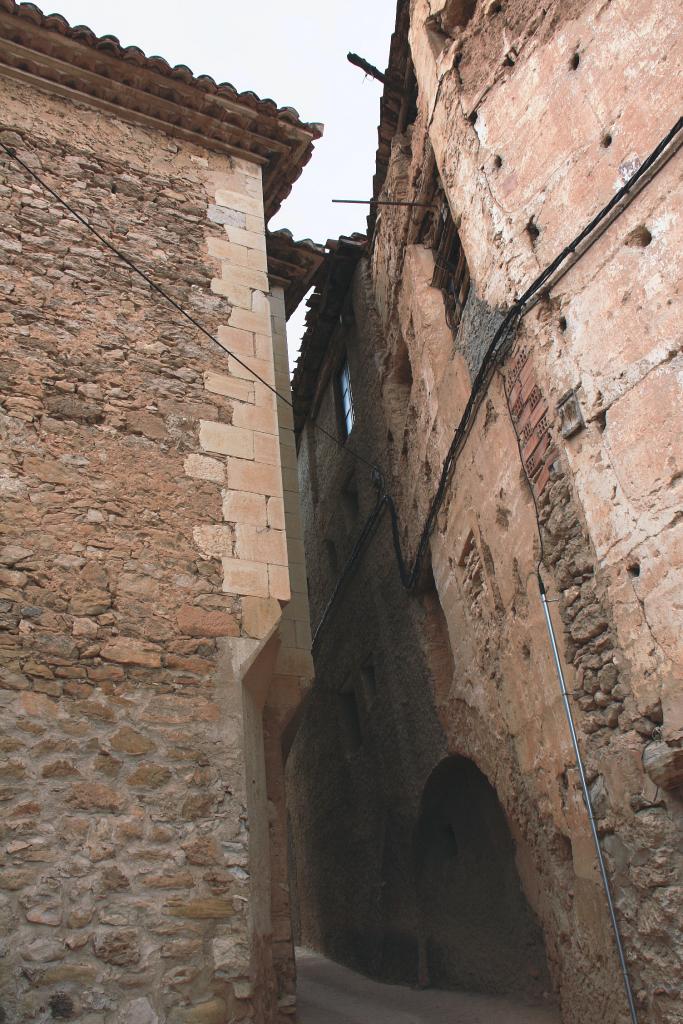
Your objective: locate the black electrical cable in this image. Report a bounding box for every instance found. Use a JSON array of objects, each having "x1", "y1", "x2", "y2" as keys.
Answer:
[
  {"x1": 312, "y1": 115, "x2": 682, "y2": 646},
  {"x1": 0, "y1": 141, "x2": 377, "y2": 473}
]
